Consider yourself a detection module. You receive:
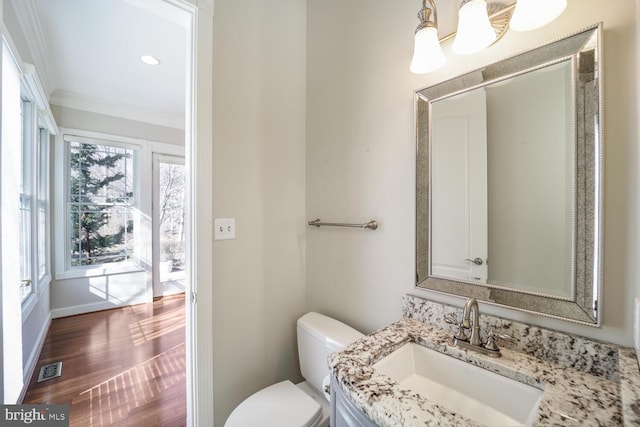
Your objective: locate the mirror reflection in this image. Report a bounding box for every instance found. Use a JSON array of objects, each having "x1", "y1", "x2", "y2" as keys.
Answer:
[
  {"x1": 431, "y1": 61, "x2": 573, "y2": 298},
  {"x1": 416, "y1": 25, "x2": 602, "y2": 325}
]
